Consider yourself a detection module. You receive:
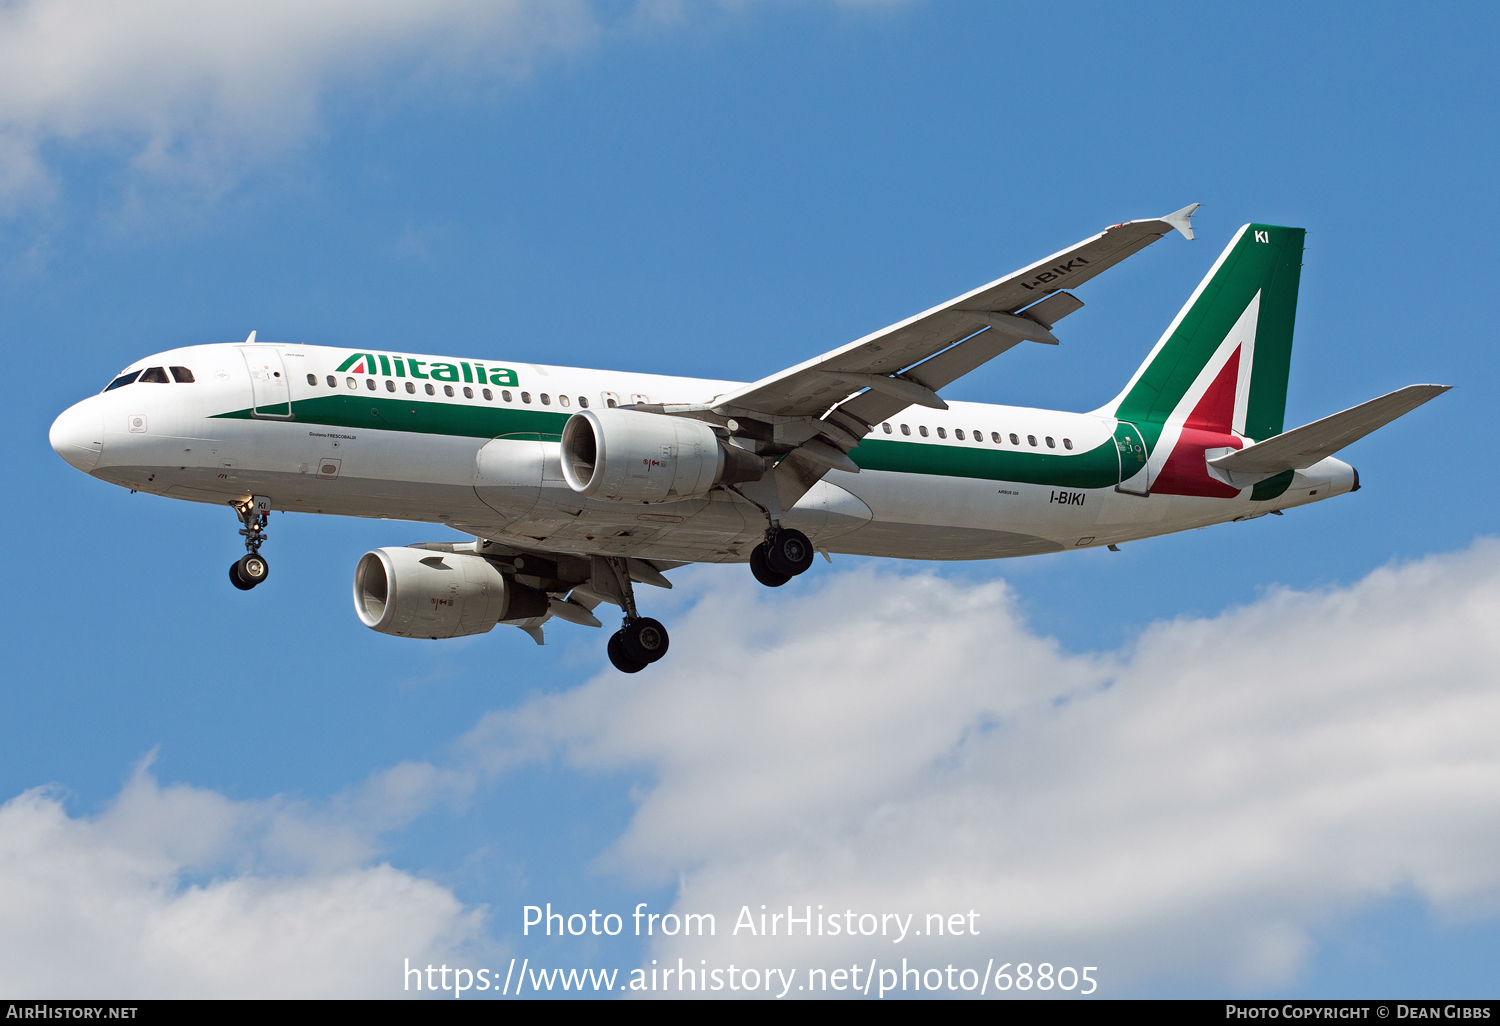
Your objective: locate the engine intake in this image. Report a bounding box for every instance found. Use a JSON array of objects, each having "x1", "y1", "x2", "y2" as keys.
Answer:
[
  {"x1": 353, "y1": 547, "x2": 548, "y2": 639},
  {"x1": 560, "y1": 408, "x2": 763, "y2": 503}
]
